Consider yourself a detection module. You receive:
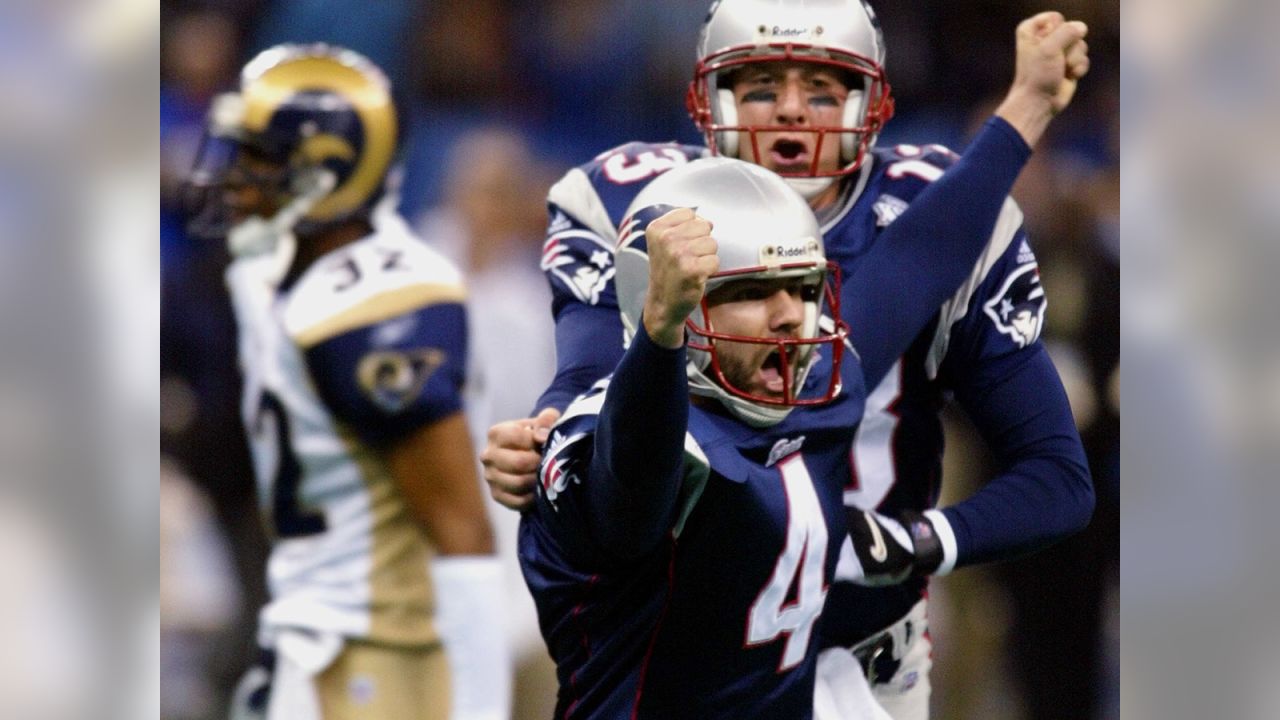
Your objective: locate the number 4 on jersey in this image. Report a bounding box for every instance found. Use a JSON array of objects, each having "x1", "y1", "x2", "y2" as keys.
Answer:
[{"x1": 746, "y1": 455, "x2": 829, "y2": 671}]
